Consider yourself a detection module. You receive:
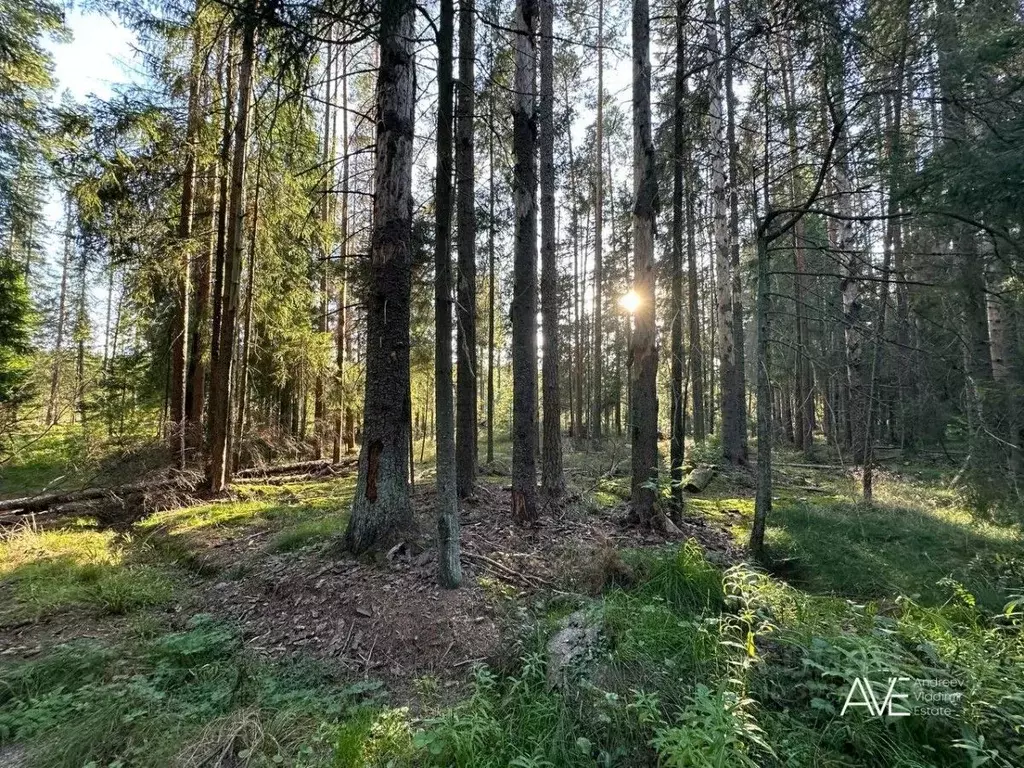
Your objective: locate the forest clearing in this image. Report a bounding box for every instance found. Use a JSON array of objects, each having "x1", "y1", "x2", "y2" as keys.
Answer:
[{"x1": 3, "y1": 0, "x2": 1024, "y2": 764}]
